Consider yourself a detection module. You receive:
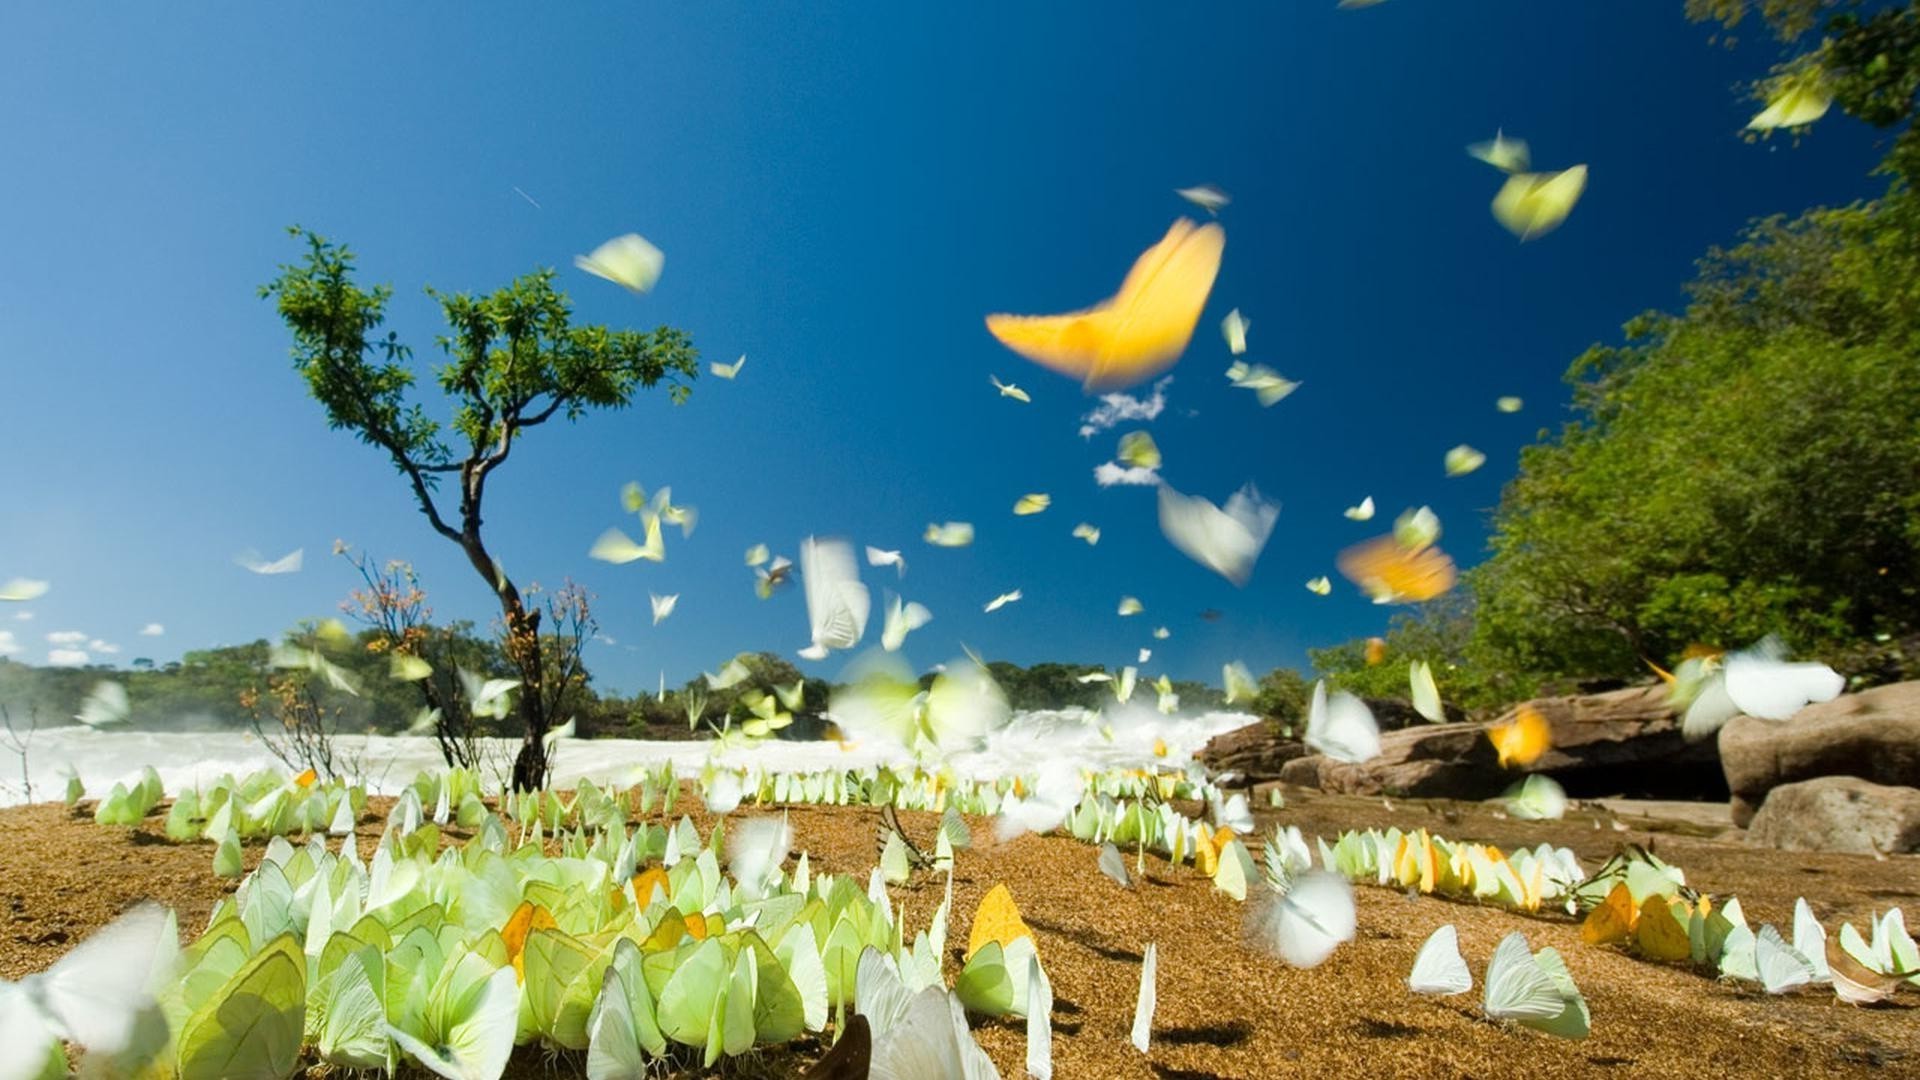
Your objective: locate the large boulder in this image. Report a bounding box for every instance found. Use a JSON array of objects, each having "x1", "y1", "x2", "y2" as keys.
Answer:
[
  {"x1": 1196, "y1": 721, "x2": 1310, "y2": 783},
  {"x1": 1745, "y1": 776, "x2": 1920, "y2": 855},
  {"x1": 1719, "y1": 681, "x2": 1920, "y2": 827},
  {"x1": 1274, "y1": 684, "x2": 1722, "y2": 800}
]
